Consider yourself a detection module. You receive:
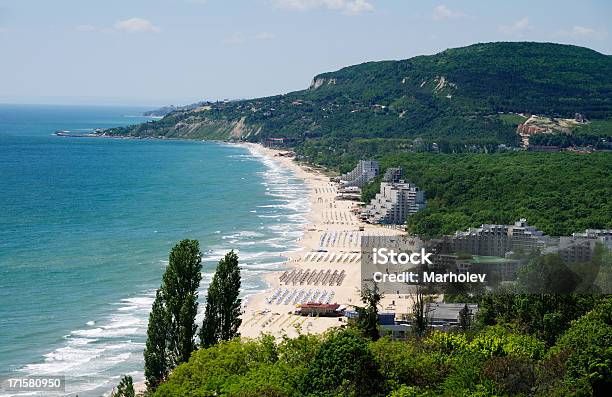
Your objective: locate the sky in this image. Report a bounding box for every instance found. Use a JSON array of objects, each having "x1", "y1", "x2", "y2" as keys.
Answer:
[{"x1": 0, "y1": 0, "x2": 610, "y2": 106}]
